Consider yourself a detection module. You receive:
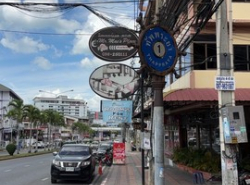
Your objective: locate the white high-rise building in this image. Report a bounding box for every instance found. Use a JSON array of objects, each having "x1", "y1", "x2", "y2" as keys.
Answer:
[{"x1": 33, "y1": 95, "x2": 88, "y2": 119}]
